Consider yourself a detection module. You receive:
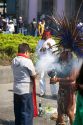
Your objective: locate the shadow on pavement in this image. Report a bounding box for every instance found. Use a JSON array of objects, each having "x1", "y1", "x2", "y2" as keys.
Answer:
[
  {"x1": 0, "y1": 119, "x2": 14, "y2": 125},
  {"x1": 8, "y1": 90, "x2": 13, "y2": 92},
  {"x1": 36, "y1": 93, "x2": 57, "y2": 100}
]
